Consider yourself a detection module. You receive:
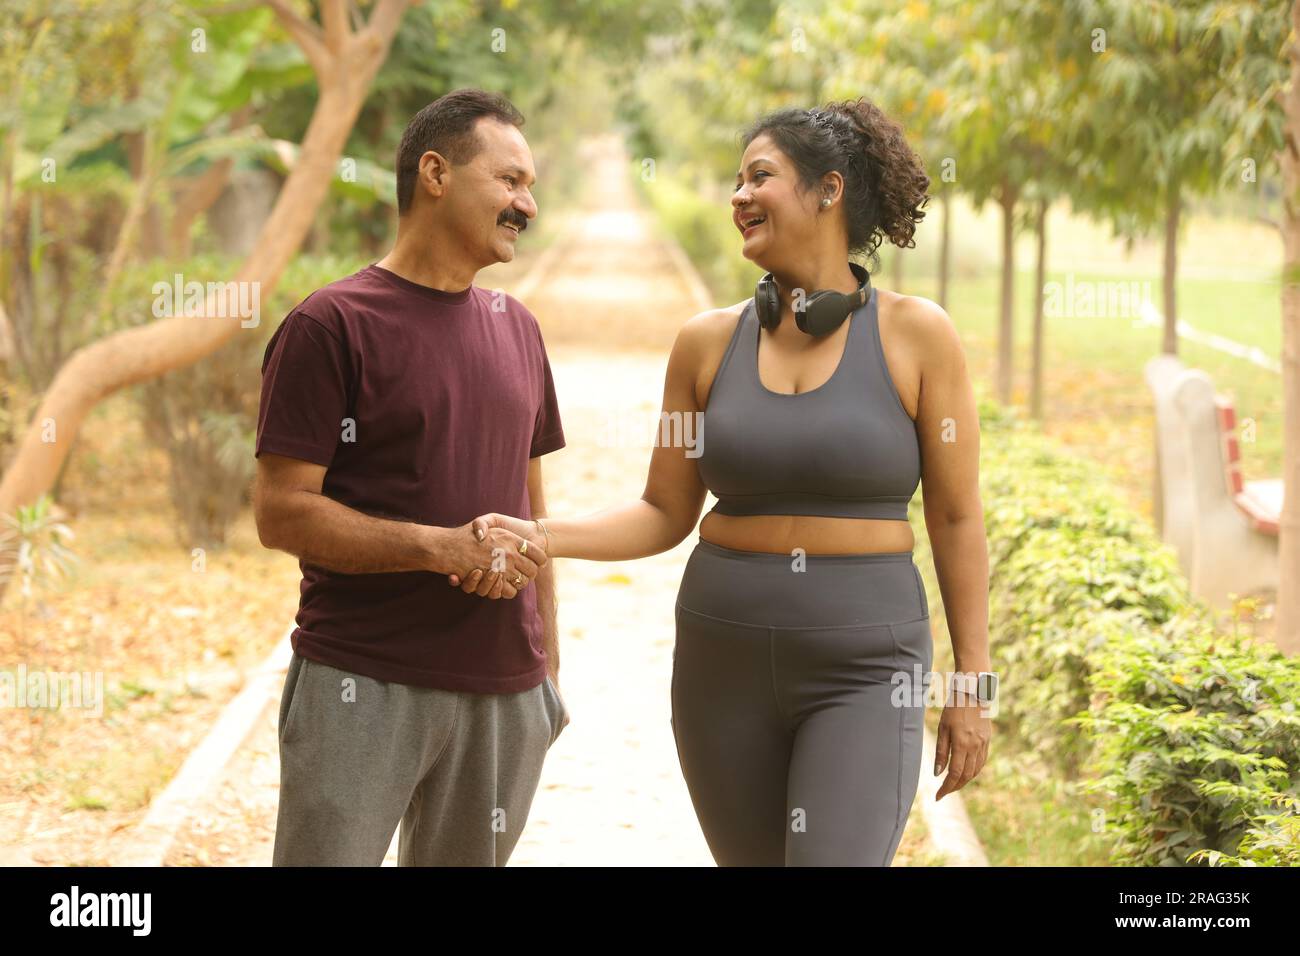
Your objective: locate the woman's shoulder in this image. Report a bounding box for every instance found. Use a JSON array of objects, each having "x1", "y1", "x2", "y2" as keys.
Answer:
[
  {"x1": 873, "y1": 287, "x2": 967, "y2": 366},
  {"x1": 875, "y1": 290, "x2": 967, "y2": 415},
  {"x1": 671, "y1": 300, "x2": 750, "y2": 408},
  {"x1": 877, "y1": 289, "x2": 962, "y2": 357},
  {"x1": 676, "y1": 300, "x2": 749, "y2": 355}
]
